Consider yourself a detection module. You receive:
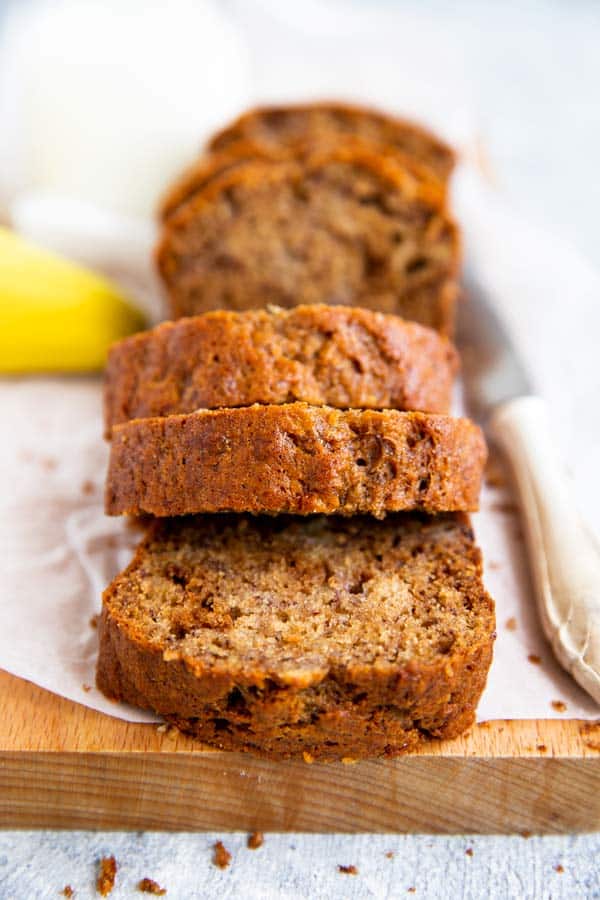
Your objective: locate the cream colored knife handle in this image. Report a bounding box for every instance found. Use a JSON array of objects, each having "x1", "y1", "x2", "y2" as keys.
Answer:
[{"x1": 489, "y1": 395, "x2": 600, "y2": 705}]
